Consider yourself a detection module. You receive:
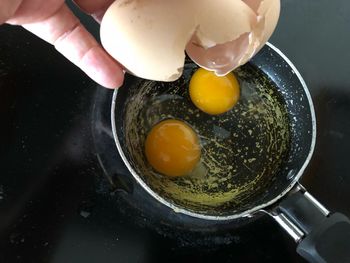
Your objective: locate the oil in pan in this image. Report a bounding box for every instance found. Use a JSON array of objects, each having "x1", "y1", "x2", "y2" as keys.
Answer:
[{"x1": 123, "y1": 61, "x2": 291, "y2": 216}]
